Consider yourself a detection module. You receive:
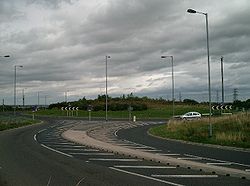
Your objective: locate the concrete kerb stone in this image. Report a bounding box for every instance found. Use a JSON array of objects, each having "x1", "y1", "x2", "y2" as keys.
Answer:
[{"x1": 62, "y1": 129, "x2": 250, "y2": 180}]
